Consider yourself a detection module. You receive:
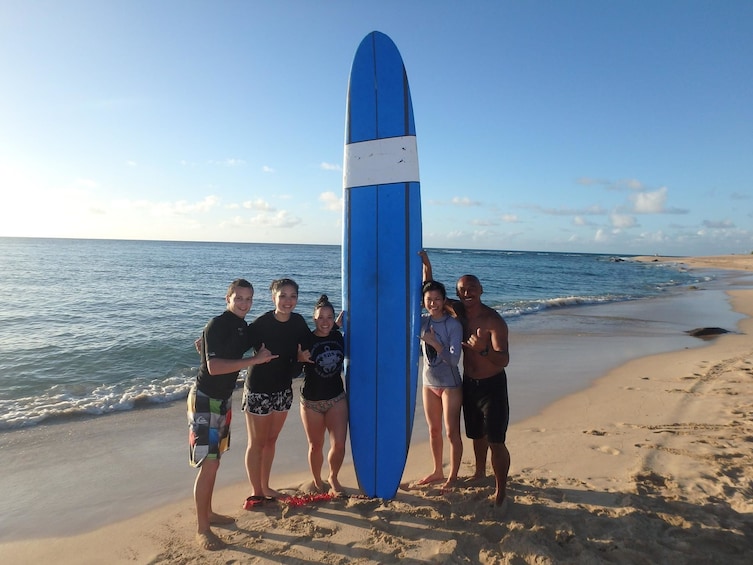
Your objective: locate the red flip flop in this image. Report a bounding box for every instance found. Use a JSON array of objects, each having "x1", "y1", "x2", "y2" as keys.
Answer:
[{"x1": 242, "y1": 495, "x2": 266, "y2": 510}]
